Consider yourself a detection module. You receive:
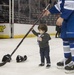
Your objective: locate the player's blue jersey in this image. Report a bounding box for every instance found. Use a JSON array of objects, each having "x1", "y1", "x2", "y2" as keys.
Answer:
[
  {"x1": 49, "y1": 0, "x2": 74, "y2": 20},
  {"x1": 49, "y1": 0, "x2": 74, "y2": 38}
]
